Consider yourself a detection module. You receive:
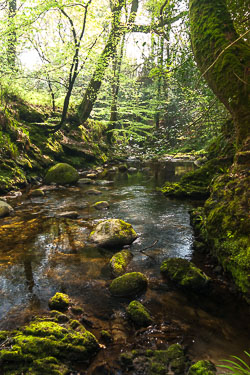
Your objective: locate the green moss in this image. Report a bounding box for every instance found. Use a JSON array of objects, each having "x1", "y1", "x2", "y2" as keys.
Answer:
[
  {"x1": 160, "y1": 158, "x2": 231, "y2": 199},
  {"x1": 126, "y1": 300, "x2": 152, "y2": 327},
  {"x1": 109, "y1": 272, "x2": 148, "y2": 297},
  {"x1": 44, "y1": 163, "x2": 79, "y2": 185},
  {"x1": 188, "y1": 360, "x2": 216, "y2": 375},
  {"x1": 150, "y1": 362, "x2": 166, "y2": 375},
  {"x1": 48, "y1": 292, "x2": 70, "y2": 312},
  {"x1": 0, "y1": 318, "x2": 99, "y2": 374},
  {"x1": 100, "y1": 330, "x2": 112, "y2": 343},
  {"x1": 160, "y1": 258, "x2": 210, "y2": 290},
  {"x1": 110, "y1": 250, "x2": 133, "y2": 276}
]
